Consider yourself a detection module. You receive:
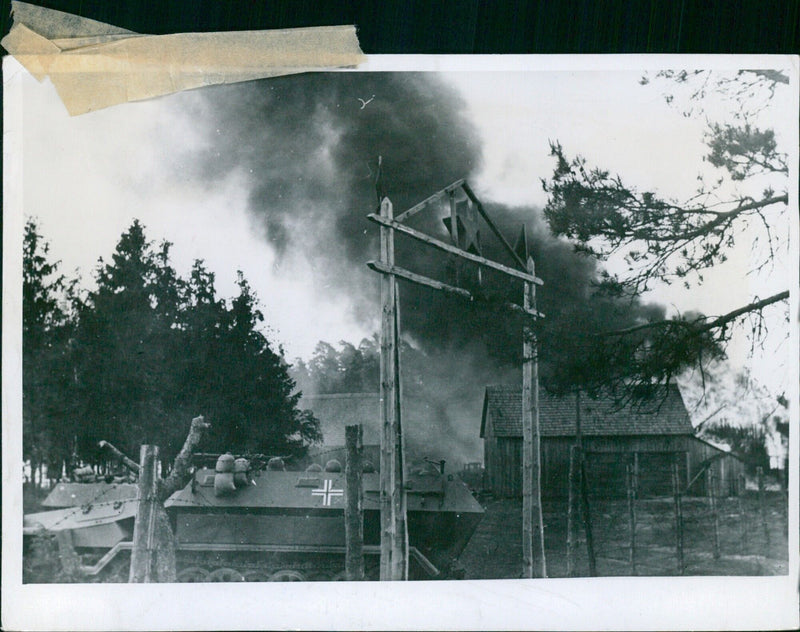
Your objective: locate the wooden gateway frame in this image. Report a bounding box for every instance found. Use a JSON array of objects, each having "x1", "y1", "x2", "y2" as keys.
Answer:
[{"x1": 366, "y1": 179, "x2": 547, "y2": 580}]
